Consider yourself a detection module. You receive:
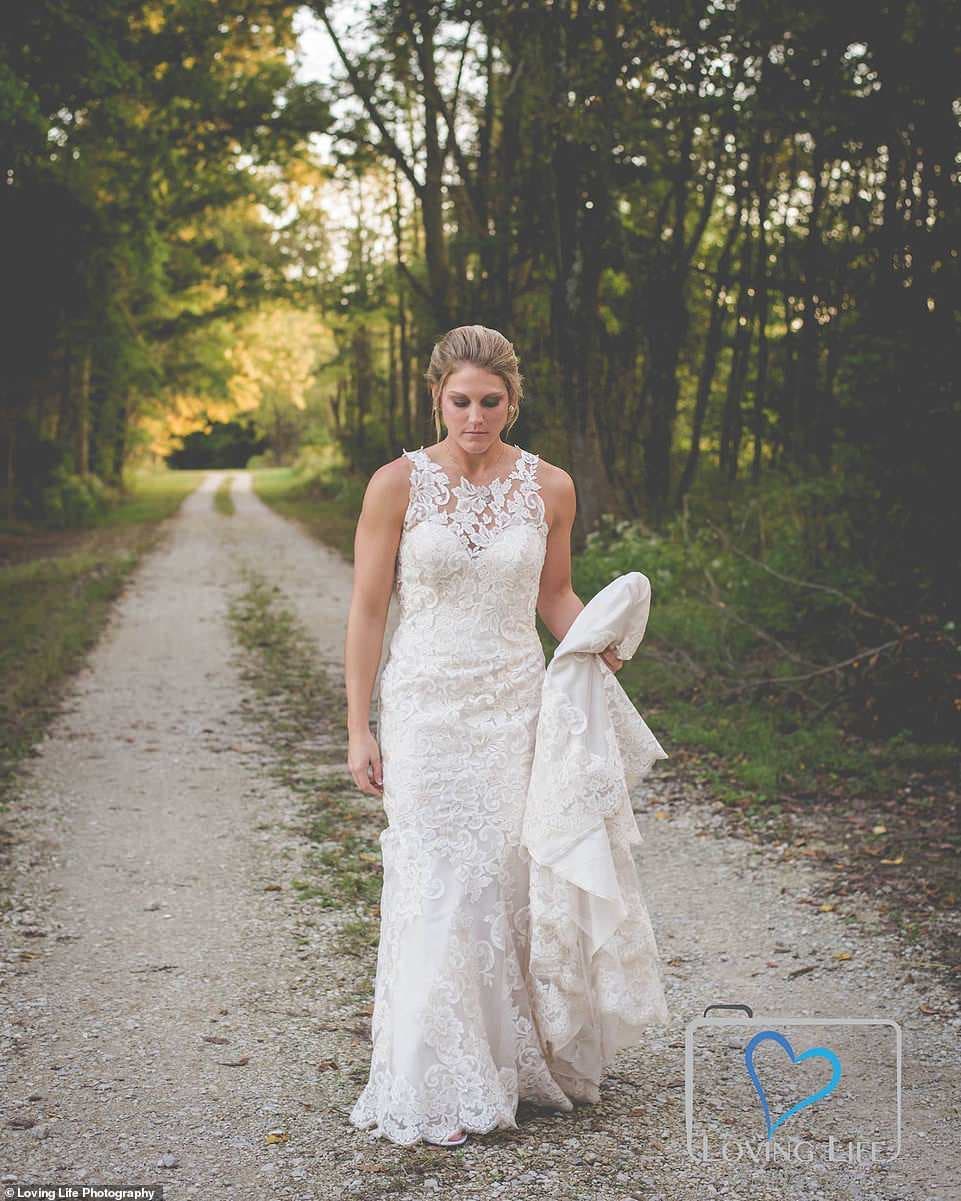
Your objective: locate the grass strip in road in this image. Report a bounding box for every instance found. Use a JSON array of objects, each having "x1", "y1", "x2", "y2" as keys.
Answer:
[
  {"x1": 214, "y1": 474, "x2": 236, "y2": 516},
  {"x1": 226, "y1": 566, "x2": 382, "y2": 959}
]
